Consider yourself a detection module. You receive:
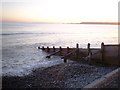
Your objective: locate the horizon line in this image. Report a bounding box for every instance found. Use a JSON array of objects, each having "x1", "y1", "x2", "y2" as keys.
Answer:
[{"x1": 1, "y1": 21, "x2": 120, "y2": 25}]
